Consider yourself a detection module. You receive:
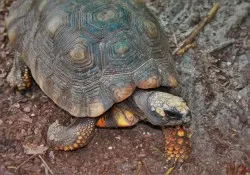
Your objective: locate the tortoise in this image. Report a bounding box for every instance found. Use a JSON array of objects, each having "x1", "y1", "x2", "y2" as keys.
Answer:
[{"x1": 6, "y1": 0, "x2": 191, "y2": 162}]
